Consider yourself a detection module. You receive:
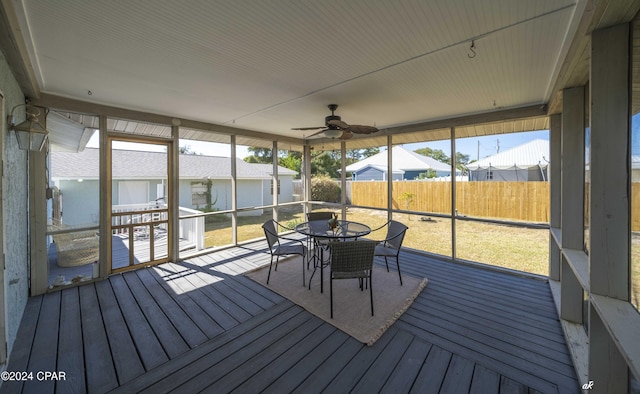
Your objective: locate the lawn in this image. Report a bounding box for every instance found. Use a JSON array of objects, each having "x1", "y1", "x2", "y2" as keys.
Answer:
[{"x1": 202, "y1": 207, "x2": 550, "y2": 276}]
